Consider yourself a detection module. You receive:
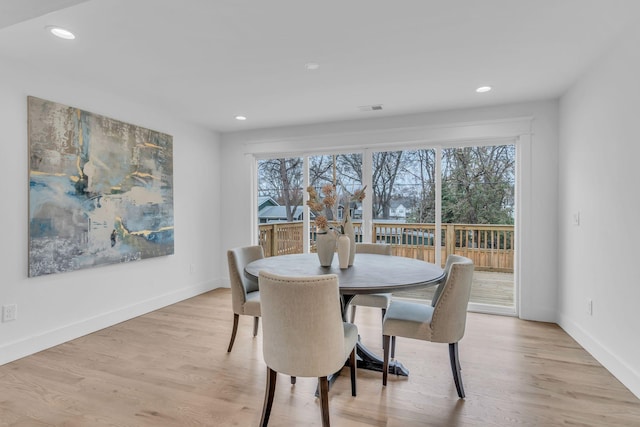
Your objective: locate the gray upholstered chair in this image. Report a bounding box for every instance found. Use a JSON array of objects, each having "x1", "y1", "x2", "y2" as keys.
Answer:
[
  {"x1": 258, "y1": 271, "x2": 358, "y2": 427},
  {"x1": 226, "y1": 246, "x2": 263, "y2": 352},
  {"x1": 382, "y1": 256, "x2": 474, "y2": 398},
  {"x1": 349, "y1": 244, "x2": 392, "y2": 325},
  {"x1": 348, "y1": 243, "x2": 395, "y2": 355}
]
